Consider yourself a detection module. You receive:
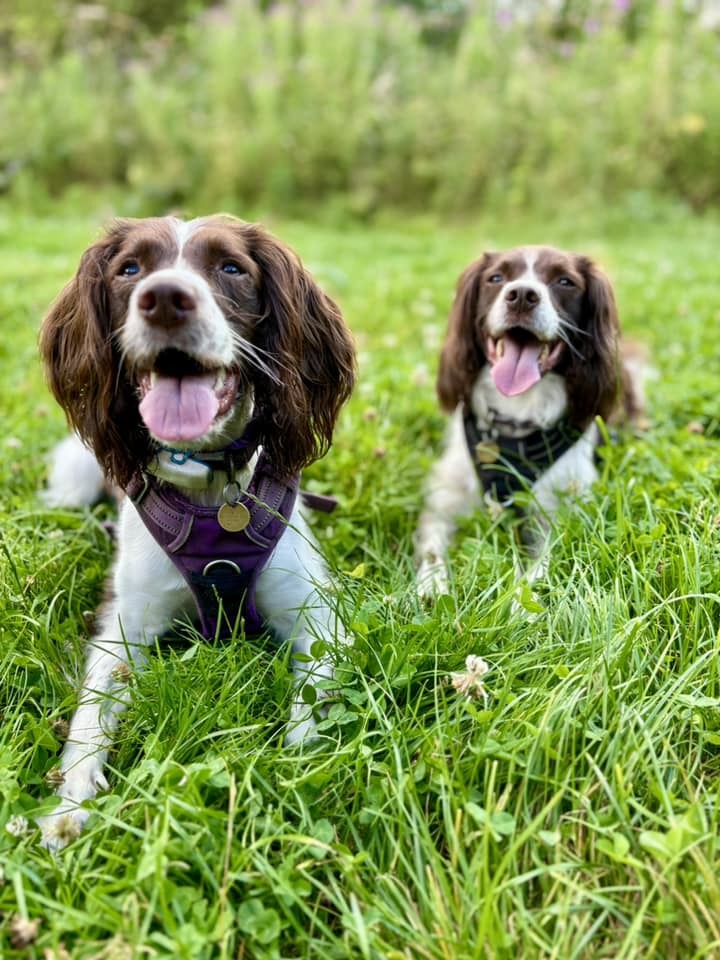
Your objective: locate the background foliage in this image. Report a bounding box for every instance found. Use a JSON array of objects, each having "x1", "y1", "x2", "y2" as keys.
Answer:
[{"x1": 1, "y1": 0, "x2": 719, "y2": 216}]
